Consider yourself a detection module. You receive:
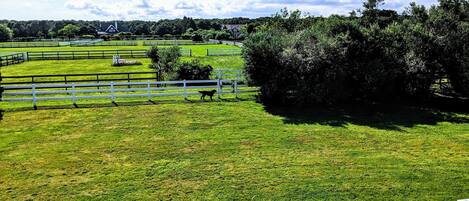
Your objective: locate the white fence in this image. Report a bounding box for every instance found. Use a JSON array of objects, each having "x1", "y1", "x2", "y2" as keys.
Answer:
[{"x1": 1, "y1": 79, "x2": 257, "y2": 109}]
